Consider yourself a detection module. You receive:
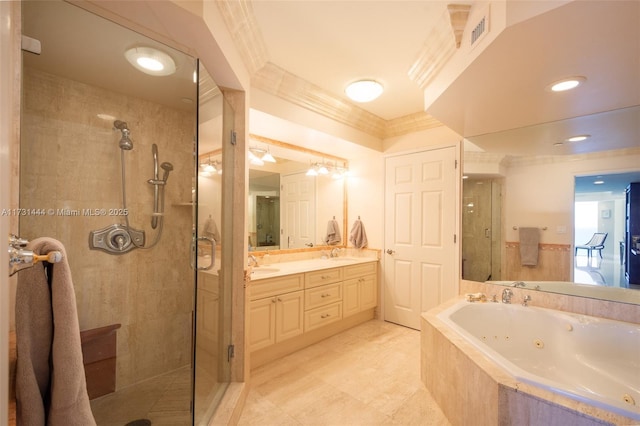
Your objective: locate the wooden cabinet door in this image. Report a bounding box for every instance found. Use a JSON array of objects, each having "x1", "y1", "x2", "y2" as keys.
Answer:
[
  {"x1": 276, "y1": 290, "x2": 304, "y2": 342},
  {"x1": 360, "y1": 275, "x2": 377, "y2": 310},
  {"x1": 342, "y1": 278, "x2": 360, "y2": 317},
  {"x1": 249, "y1": 297, "x2": 276, "y2": 351}
]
